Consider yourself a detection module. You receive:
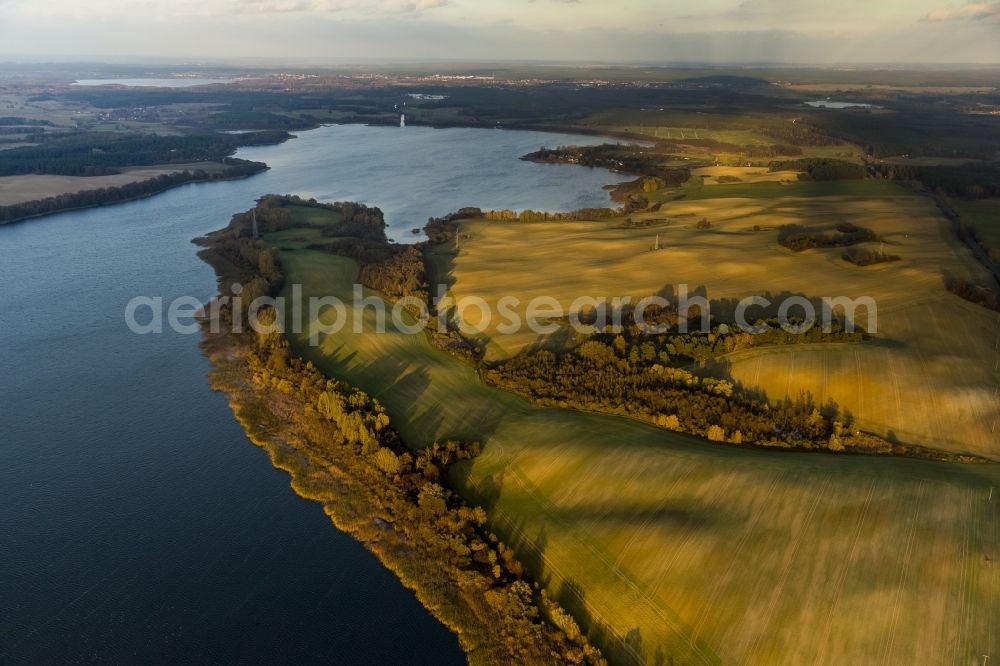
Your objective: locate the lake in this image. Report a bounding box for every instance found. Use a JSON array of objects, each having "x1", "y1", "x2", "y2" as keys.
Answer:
[
  {"x1": 804, "y1": 100, "x2": 879, "y2": 109},
  {"x1": 237, "y1": 124, "x2": 631, "y2": 241},
  {"x1": 0, "y1": 125, "x2": 628, "y2": 663}
]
